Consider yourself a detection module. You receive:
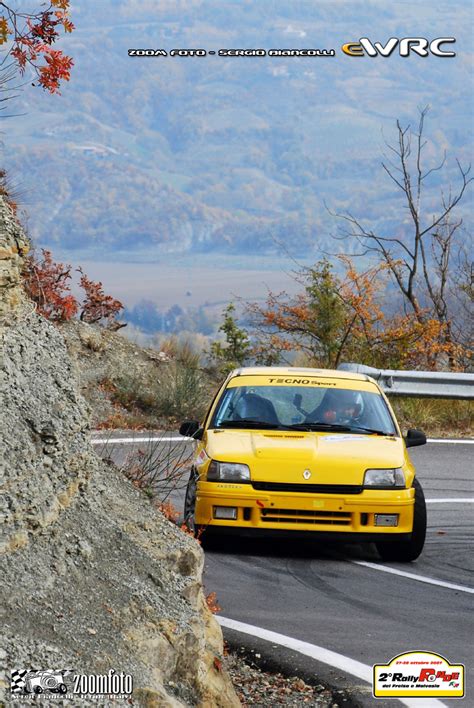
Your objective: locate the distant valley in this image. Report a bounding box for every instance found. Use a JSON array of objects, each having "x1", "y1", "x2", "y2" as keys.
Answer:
[{"x1": 3, "y1": 0, "x2": 472, "y2": 262}]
